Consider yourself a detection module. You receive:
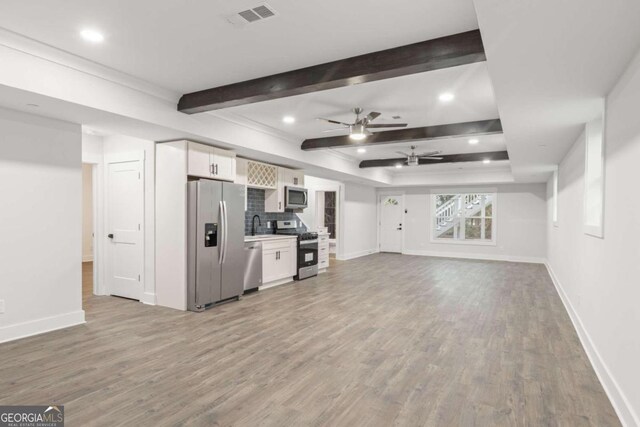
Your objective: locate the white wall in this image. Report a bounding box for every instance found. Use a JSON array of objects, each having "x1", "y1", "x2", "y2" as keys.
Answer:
[
  {"x1": 339, "y1": 182, "x2": 378, "y2": 260},
  {"x1": 546, "y1": 48, "x2": 640, "y2": 426},
  {"x1": 298, "y1": 175, "x2": 342, "y2": 231},
  {"x1": 0, "y1": 108, "x2": 85, "y2": 343},
  {"x1": 82, "y1": 163, "x2": 93, "y2": 262},
  {"x1": 103, "y1": 134, "x2": 156, "y2": 305},
  {"x1": 381, "y1": 184, "x2": 547, "y2": 262}
]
